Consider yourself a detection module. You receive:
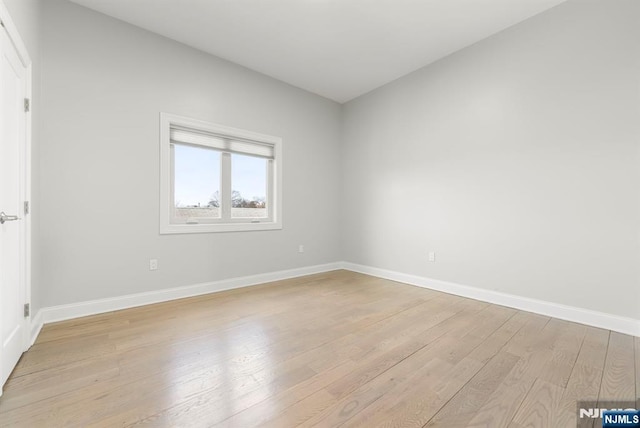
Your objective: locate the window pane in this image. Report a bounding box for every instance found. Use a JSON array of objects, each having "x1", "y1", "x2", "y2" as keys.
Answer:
[
  {"x1": 231, "y1": 153, "x2": 268, "y2": 218},
  {"x1": 173, "y1": 143, "x2": 221, "y2": 221}
]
